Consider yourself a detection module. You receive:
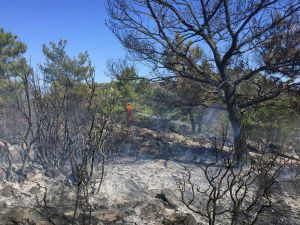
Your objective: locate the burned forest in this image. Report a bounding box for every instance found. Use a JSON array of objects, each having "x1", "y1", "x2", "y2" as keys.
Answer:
[{"x1": 0, "y1": 0, "x2": 300, "y2": 224}]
